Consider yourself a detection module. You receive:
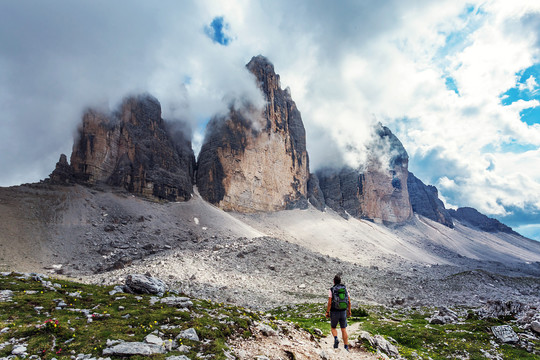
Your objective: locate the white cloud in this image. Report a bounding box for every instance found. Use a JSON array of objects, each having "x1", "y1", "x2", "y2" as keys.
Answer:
[{"x1": 519, "y1": 75, "x2": 539, "y2": 92}]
